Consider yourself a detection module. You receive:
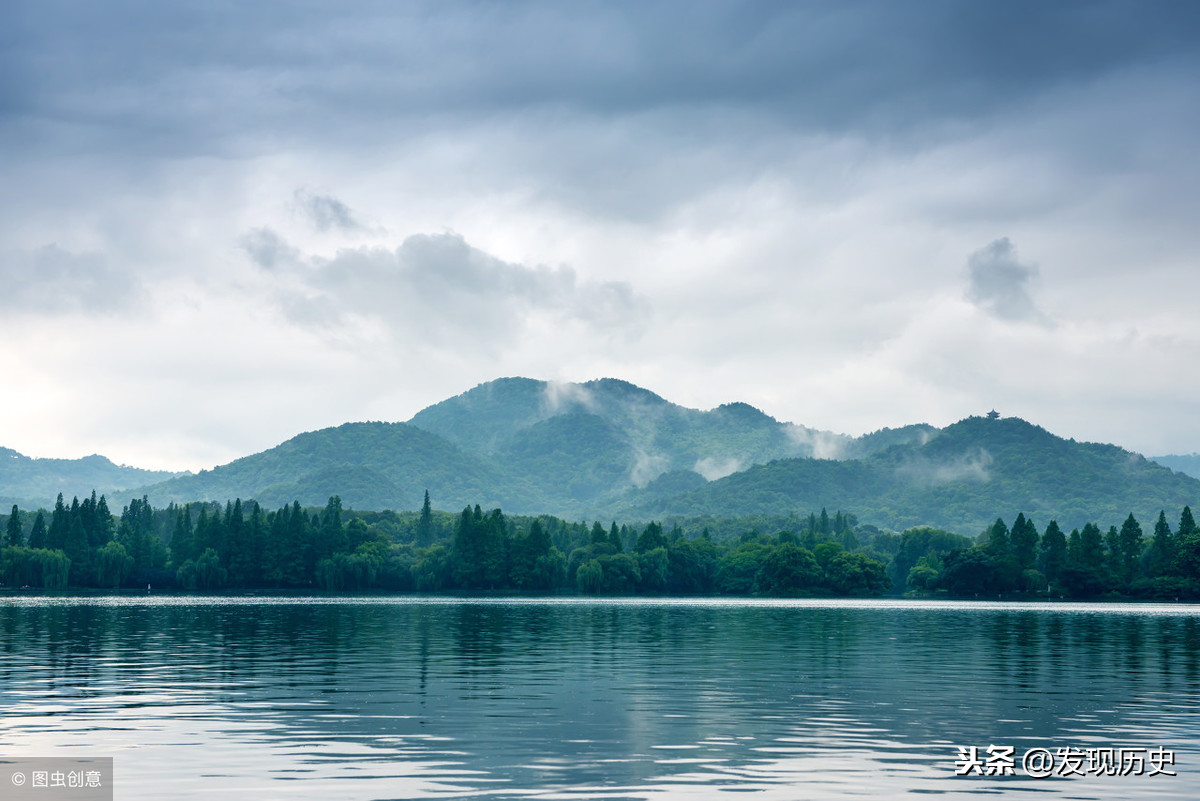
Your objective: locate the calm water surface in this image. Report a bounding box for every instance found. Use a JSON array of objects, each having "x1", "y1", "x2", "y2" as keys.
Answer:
[{"x1": 2, "y1": 597, "x2": 1199, "y2": 800}]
